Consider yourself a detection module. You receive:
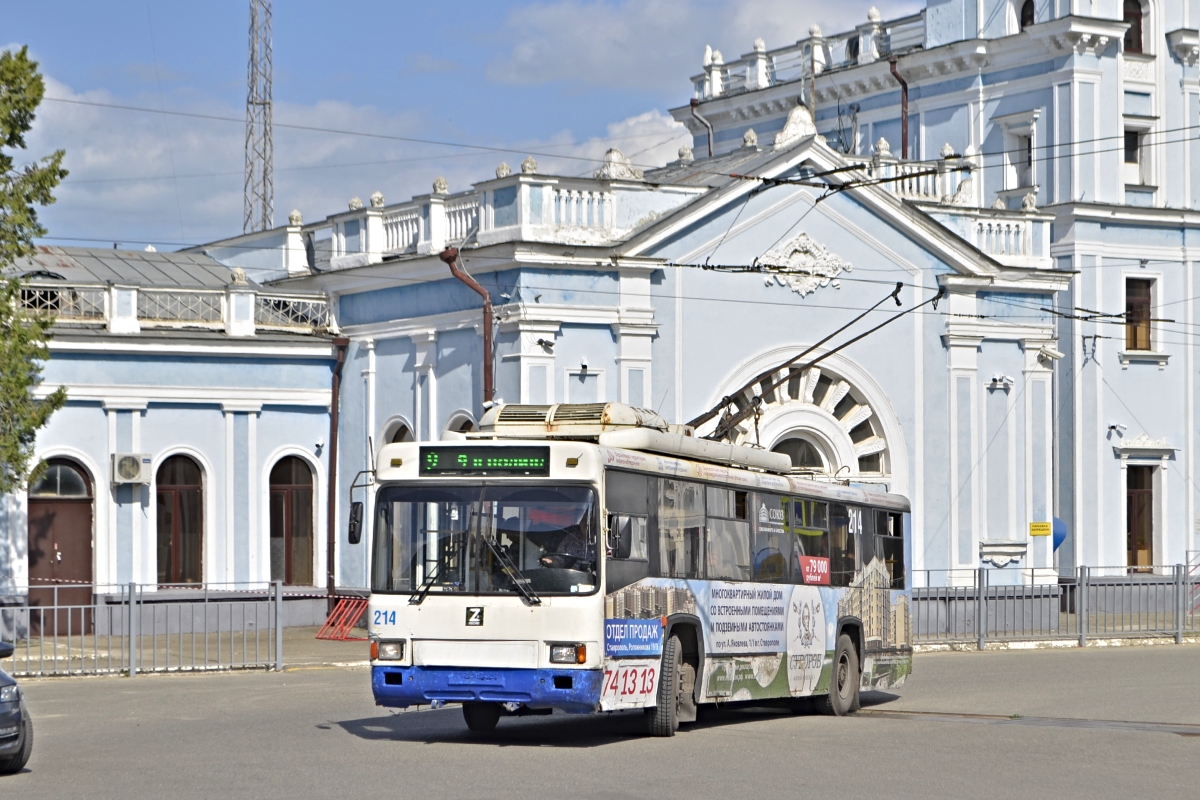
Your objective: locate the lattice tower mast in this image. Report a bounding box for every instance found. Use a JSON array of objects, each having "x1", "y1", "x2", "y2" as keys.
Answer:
[{"x1": 244, "y1": 0, "x2": 273, "y2": 233}]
